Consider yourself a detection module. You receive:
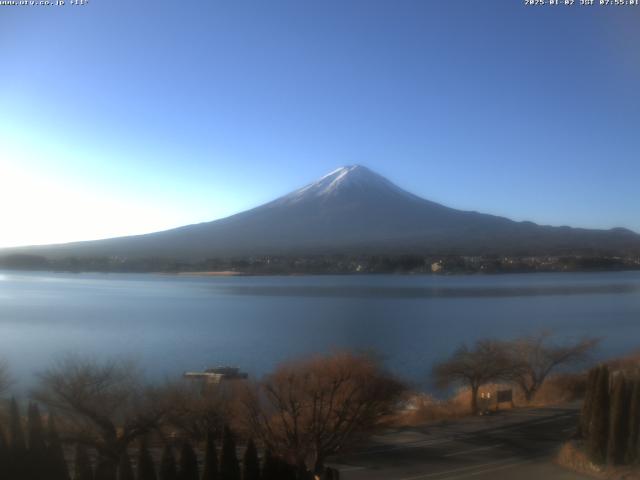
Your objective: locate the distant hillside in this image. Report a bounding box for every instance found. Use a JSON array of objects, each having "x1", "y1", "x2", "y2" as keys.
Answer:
[{"x1": 3, "y1": 165, "x2": 640, "y2": 261}]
